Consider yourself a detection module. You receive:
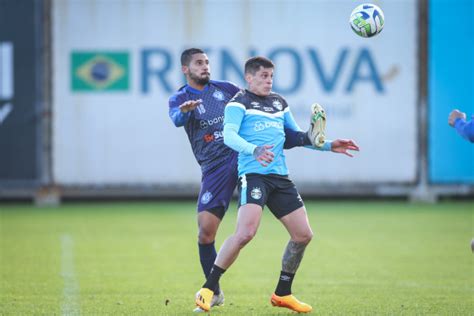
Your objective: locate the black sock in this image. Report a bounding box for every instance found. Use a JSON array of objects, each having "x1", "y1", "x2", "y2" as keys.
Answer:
[
  {"x1": 198, "y1": 242, "x2": 220, "y2": 294},
  {"x1": 275, "y1": 271, "x2": 295, "y2": 296},
  {"x1": 203, "y1": 264, "x2": 226, "y2": 293}
]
